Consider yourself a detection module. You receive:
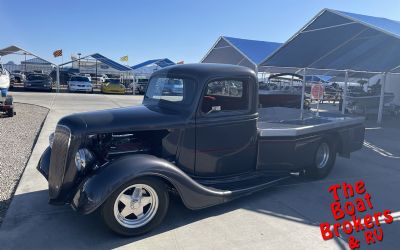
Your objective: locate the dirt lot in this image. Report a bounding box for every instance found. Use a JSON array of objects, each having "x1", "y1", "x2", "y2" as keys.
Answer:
[{"x1": 0, "y1": 103, "x2": 48, "y2": 223}]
